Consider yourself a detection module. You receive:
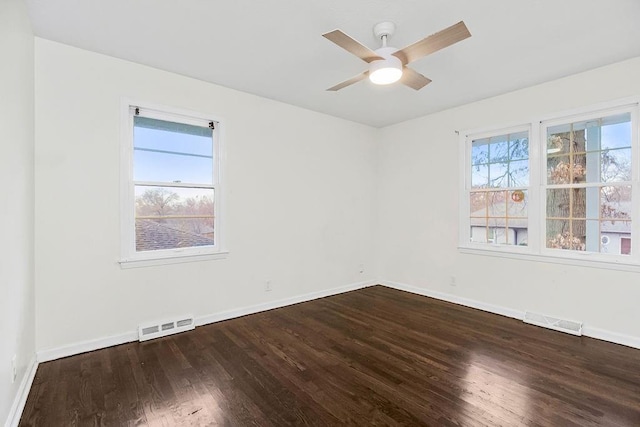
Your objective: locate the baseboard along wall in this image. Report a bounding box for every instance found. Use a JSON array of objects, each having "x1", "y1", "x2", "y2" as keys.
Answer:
[
  {"x1": 36, "y1": 279, "x2": 640, "y2": 363},
  {"x1": 380, "y1": 280, "x2": 640, "y2": 350},
  {"x1": 36, "y1": 280, "x2": 377, "y2": 363},
  {"x1": 5, "y1": 357, "x2": 38, "y2": 427}
]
